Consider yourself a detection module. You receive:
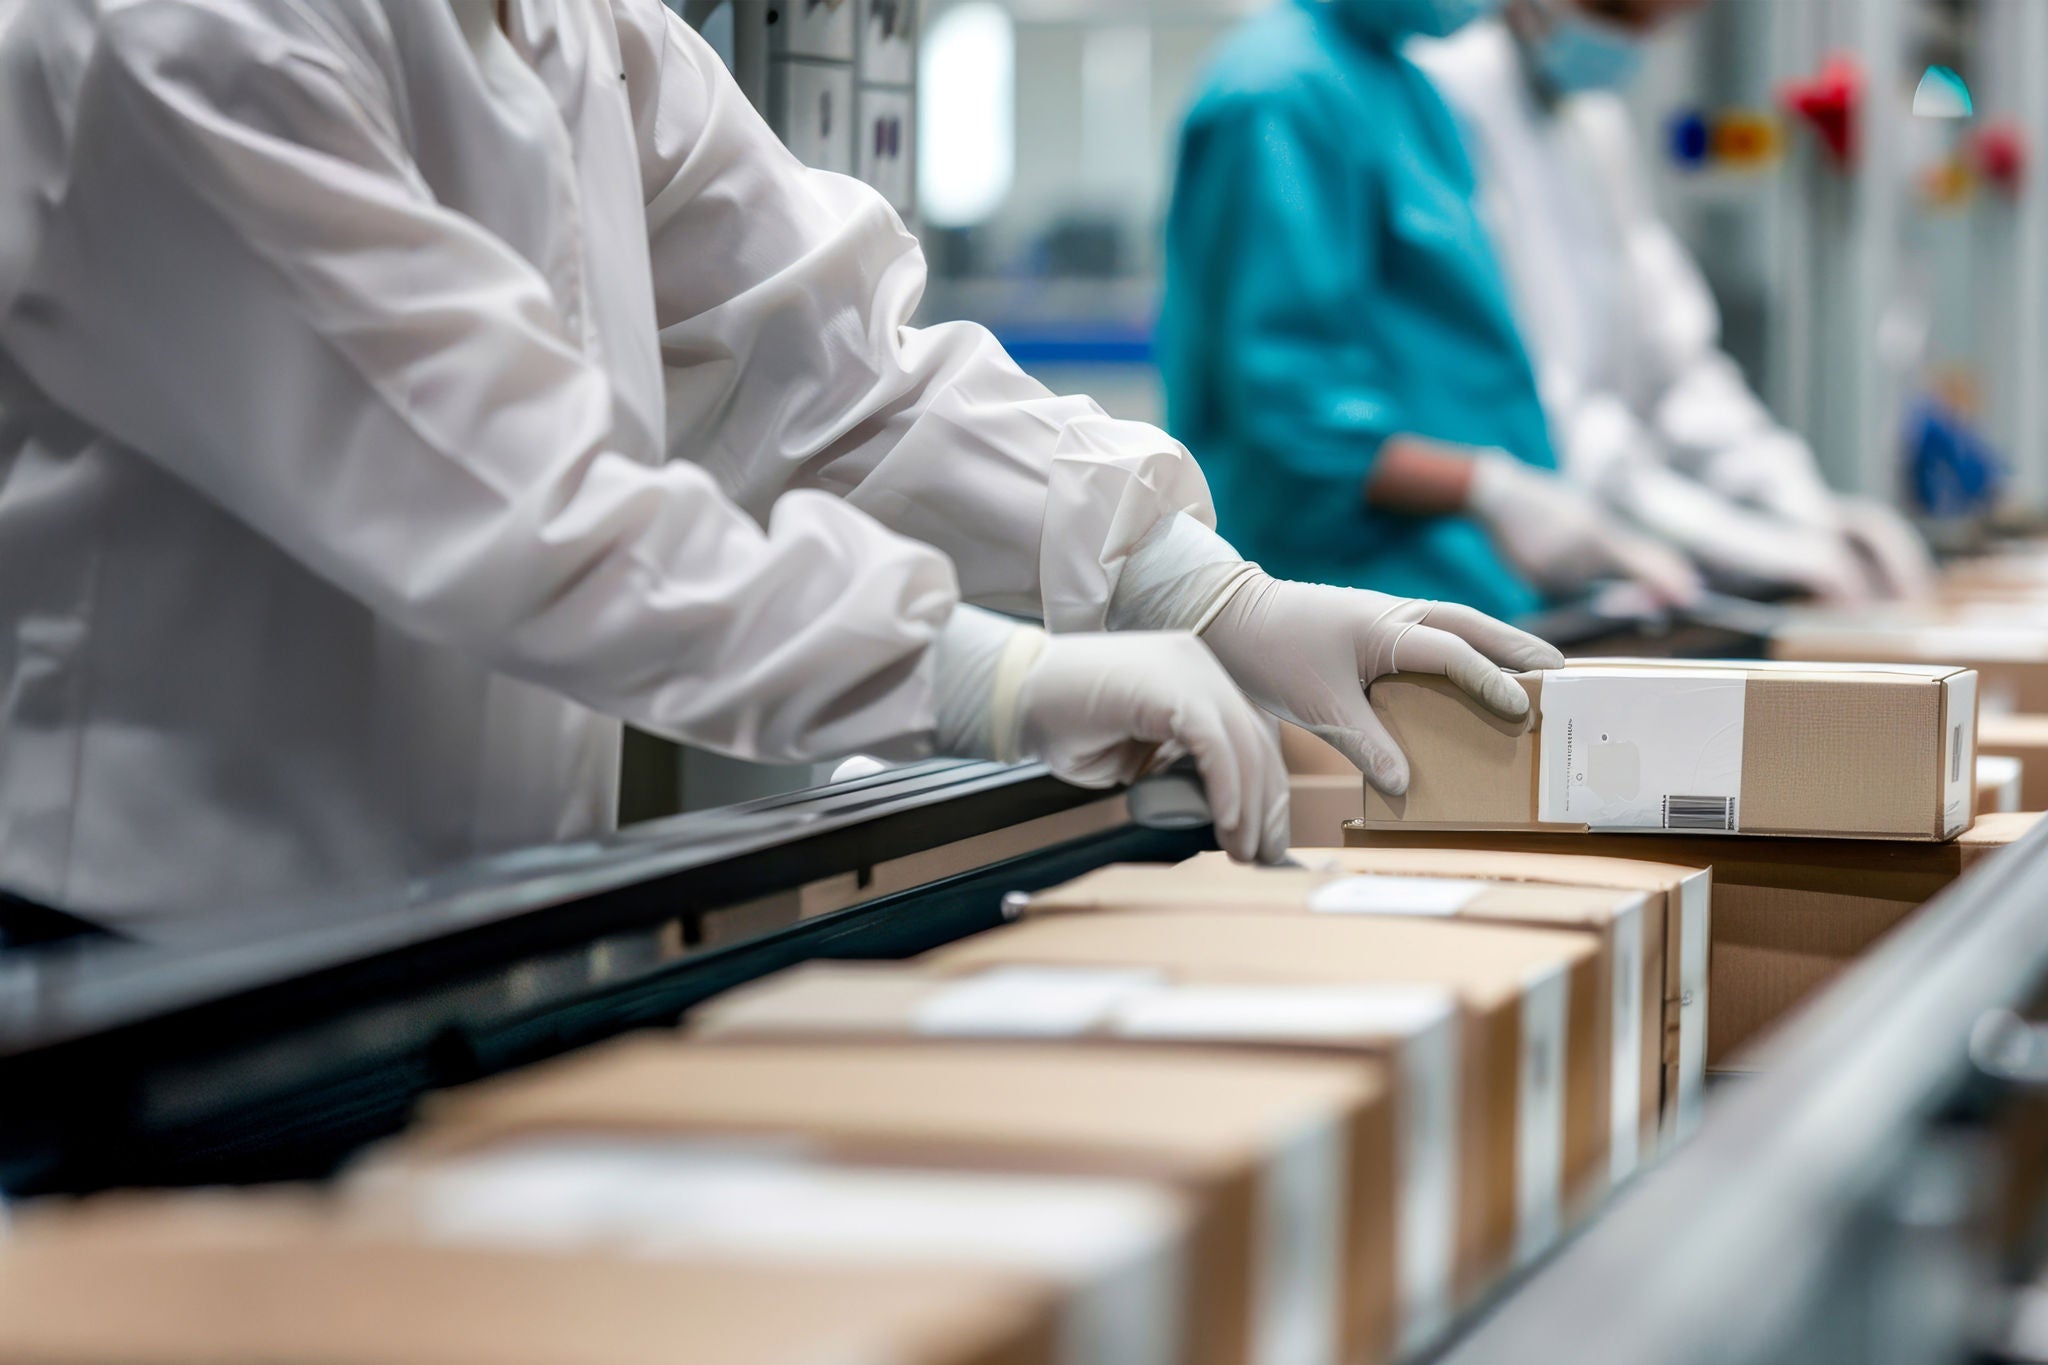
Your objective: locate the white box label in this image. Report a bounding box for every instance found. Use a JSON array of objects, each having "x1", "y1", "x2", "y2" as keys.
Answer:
[
  {"x1": 1515, "y1": 965, "x2": 1568, "y2": 1266},
  {"x1": 1253, "y1": 1116, "x2": 1346, "y2": 1365},
  {"x1": 1306, "y1": 875, "x2": 1487, "y2": 916},
  {"x1": 913, "y1": 966, "x2": 1164, "y2": 1038},
  {"x1": 1538, "y1": 670, "x2": 1747, "y2": 832},
  {"x1": 1672, "y1": 871, "x2": 1712, "y2": 1140},
  {"x1": 1608, "y1": 898, "x2": 1644, "y2": 1187},
  {"x1": 1944, "y1": 672, "x2": 1979, "y2": 838}
]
